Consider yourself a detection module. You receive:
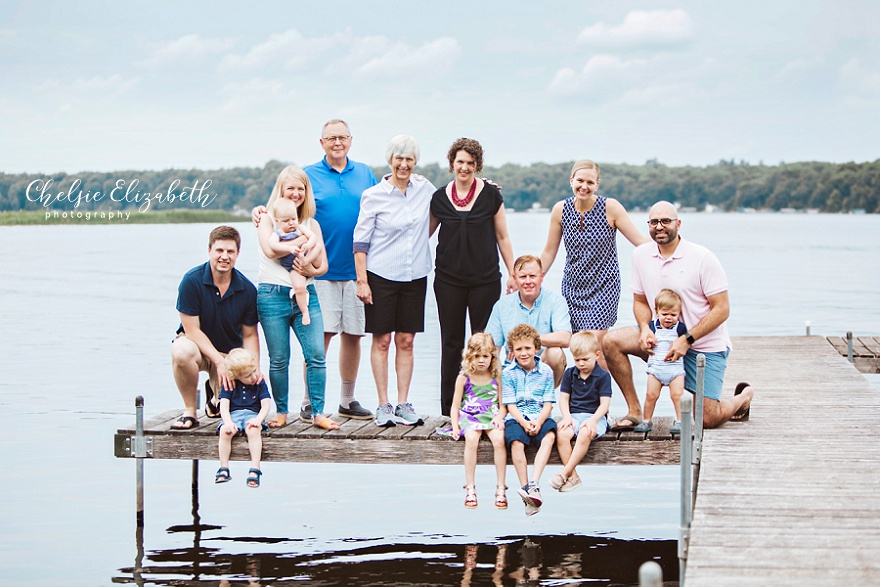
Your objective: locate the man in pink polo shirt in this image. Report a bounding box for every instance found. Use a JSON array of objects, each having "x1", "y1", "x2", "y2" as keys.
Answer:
[{"x1": 603, "y1": 201, "x2": 754, "y2": 429}]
